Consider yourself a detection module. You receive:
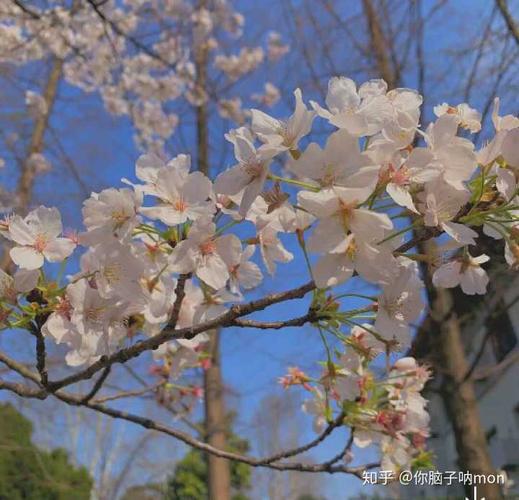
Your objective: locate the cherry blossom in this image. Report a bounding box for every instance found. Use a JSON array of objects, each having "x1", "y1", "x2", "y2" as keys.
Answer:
[
  {"x1": 81, "y1": 188, "x2": 142, "y2": 244},
  {"x1": 214, "y1": 128, "x2": 279, "y2": 216},
  {"x1": 433, "y1": 253, "x2": 490, "y2": 295},
  {"x1": 420, "y1": 177, "x2": 478, "y2": 245},
  {"x1": 374, "y1": 260, "x2": 424, "y2": 347},
  {"x1": 6, "y1": 206, "x2": 76, "y2": 270},
  {"x1": 434, "y1": 102, "x2": 481, "y2": 133},
  {"x1": 169, "y1": 217, "x2": 238, "y2": 290},
  {"x1": 251, "y1": 88, "x2": 315, "y2": 151},
  {"x1": 310, "y1": 76, "x2": 393, "y2": 136},
  {"x1": 0, "y1": 74, "x2": 517, "y2": 480},
  {"x1": 138, "y1": 154, "x2": 215, "y2": 225}
]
